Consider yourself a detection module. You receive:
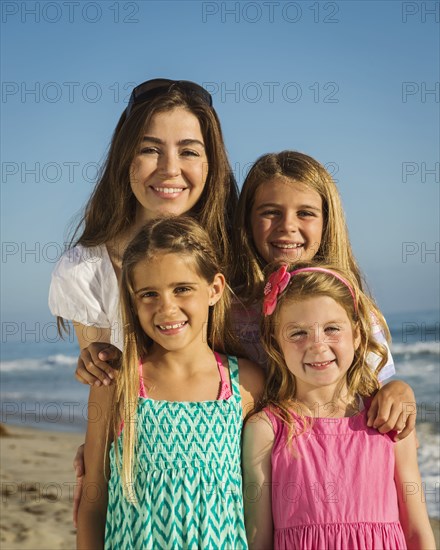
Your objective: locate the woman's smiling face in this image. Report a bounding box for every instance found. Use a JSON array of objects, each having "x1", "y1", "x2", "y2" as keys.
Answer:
[{"x1": 129, "y1": 107, "x2": 209, "y2": 223}]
